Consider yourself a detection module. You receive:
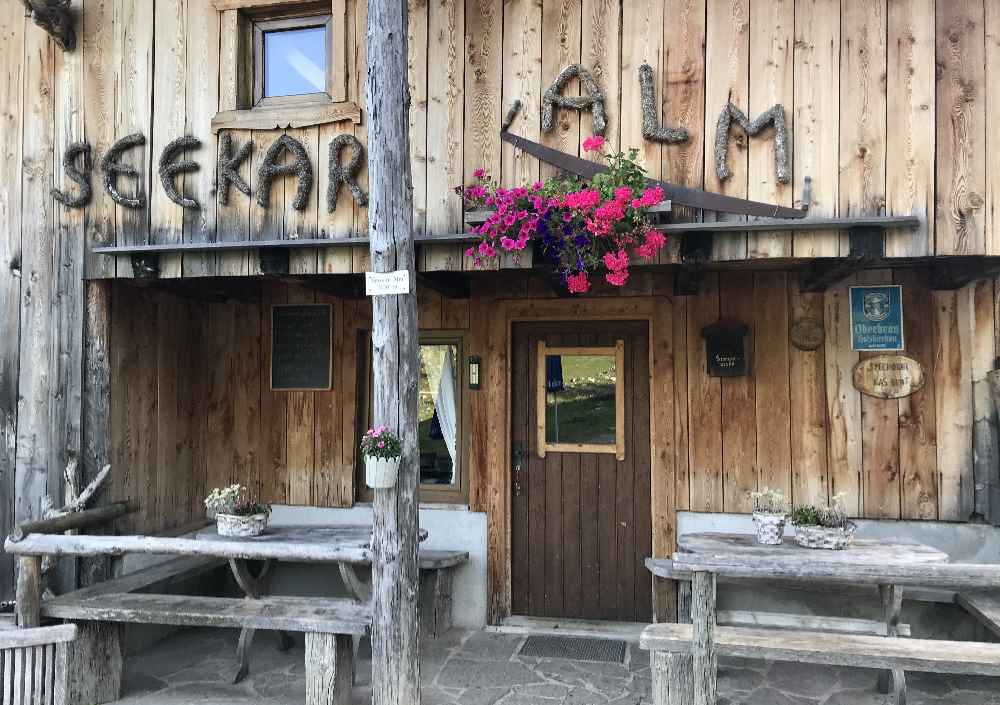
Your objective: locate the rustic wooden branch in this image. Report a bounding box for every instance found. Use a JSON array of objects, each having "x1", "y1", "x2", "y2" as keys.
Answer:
[
  {"x1": 4, "y1": 533, "x2": 373, "y2": 564},
  {"x1": 21, "y1": 0, "x2": 76, "y2": 52},
  {"x1": 9, "y1": 501, "x2": 134, "y2": 542}
]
